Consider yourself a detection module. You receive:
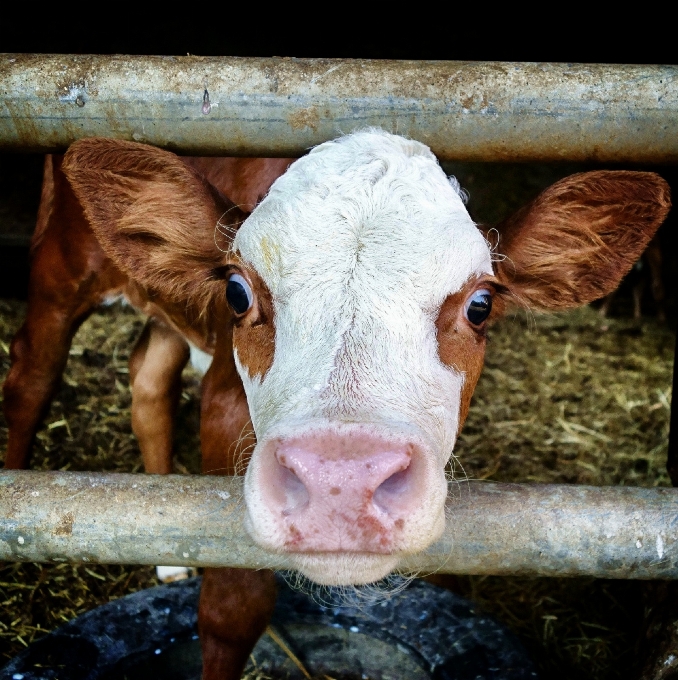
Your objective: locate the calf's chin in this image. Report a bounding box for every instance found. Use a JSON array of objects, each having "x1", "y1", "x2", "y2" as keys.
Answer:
[{"x1": 288, "y1": 553, "x2": 403, "y2": 587}]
